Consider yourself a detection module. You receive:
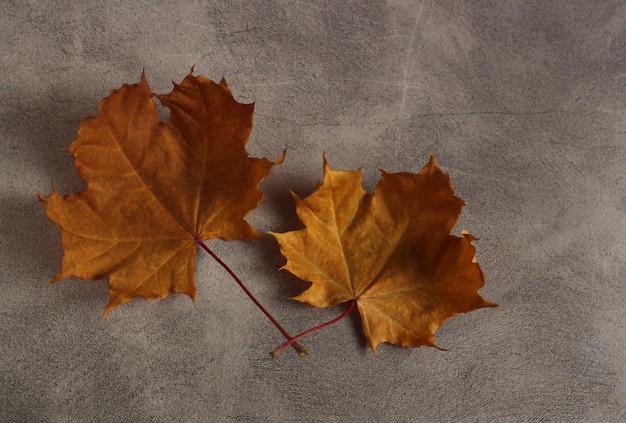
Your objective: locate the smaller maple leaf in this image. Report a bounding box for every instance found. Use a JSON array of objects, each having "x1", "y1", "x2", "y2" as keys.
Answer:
[
  {"x1": 271, "y1": 155, "x2": 497, "y2": 353},
  {"x1": 39, "y1": 71, "x2": 282, "y2": 317}
]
